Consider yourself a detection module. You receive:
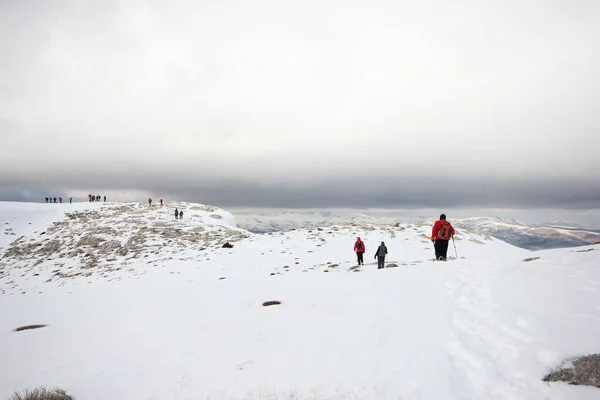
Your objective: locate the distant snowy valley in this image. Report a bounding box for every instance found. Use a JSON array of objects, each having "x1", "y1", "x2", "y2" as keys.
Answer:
[{"x1": 233, "y1": 209, "x2": 600, "y2": 250}]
